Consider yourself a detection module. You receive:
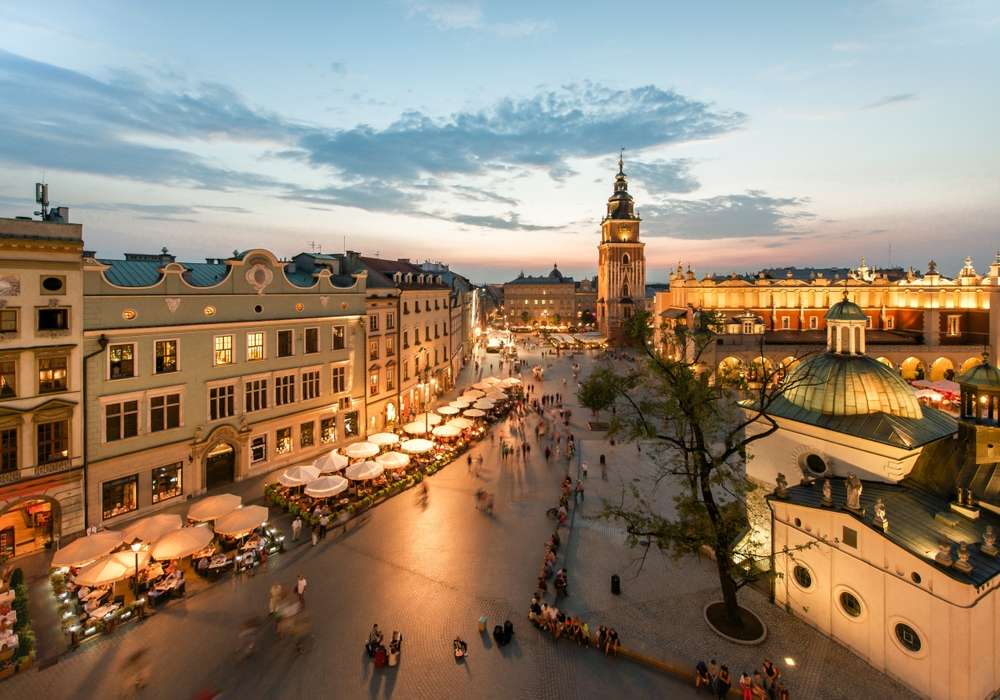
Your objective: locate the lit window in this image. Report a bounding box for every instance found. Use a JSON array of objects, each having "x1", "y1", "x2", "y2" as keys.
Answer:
[
  {"x1": 0, "y1": 360, "x2": 16, "y2": 398},
  {"x1": 251, "y1": 435, "x2": 267, "y2": 462},
  {"x1": 369, "y1": 339, "x2": 379, "y2": 361},
  {"x1": 102, "y1": 474, "x2": 137, "y2": 520},
  {"x1": 948, "y1": 316, "x2": 961, "y2": 336},
  {"x1": 109, "y1": 344, "x2": 135, "y2": 379},
  {"x1": 332, "y1": 366, "x2": 346, "y2": 393},
  {"x1": 247, "y1": 332, "x2": 265, "y2": 361},
  {"x1": 276, "y1": 427, "x2": 291, "y2": 454},
  {"x1": 386, "y1": 337, "x2": 395, "y2": 356},
  {"x1": 839, "y1": 591, "x2": 862, "y2": 618},
  {"x1": 151, "y1": 463, "x2": 182, "y2": 504},
  {"x1": 155, "y1": 340, "x2": 178, "y2": 373},
  {"x1": 386, "y1": 368, "x2": 395, "y2": 391},
  {"x1": 304, "y1": 328, "x2": 319, "y2": 354},
  {"x1": 38, "y1": 356, "x2": 68, "y2": 393},
  {"x1": 369, "y1": 371, "x2": 379, "y2": 395},
  {"x1": 214, "y1": 336, "x2": 234, "y2": 365},
  {"x1": 37, "y1": 419, "x2": 69, "y2": 464},
  {"x1": 332, "y1": 326, "x2": 346, "y2": 350},
  {"x1": 300, "y1": 421, "x2": 314, "y2": 447},
  {"x1": 320, "y1": 417, "x2": 336, "y2": 444}
]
